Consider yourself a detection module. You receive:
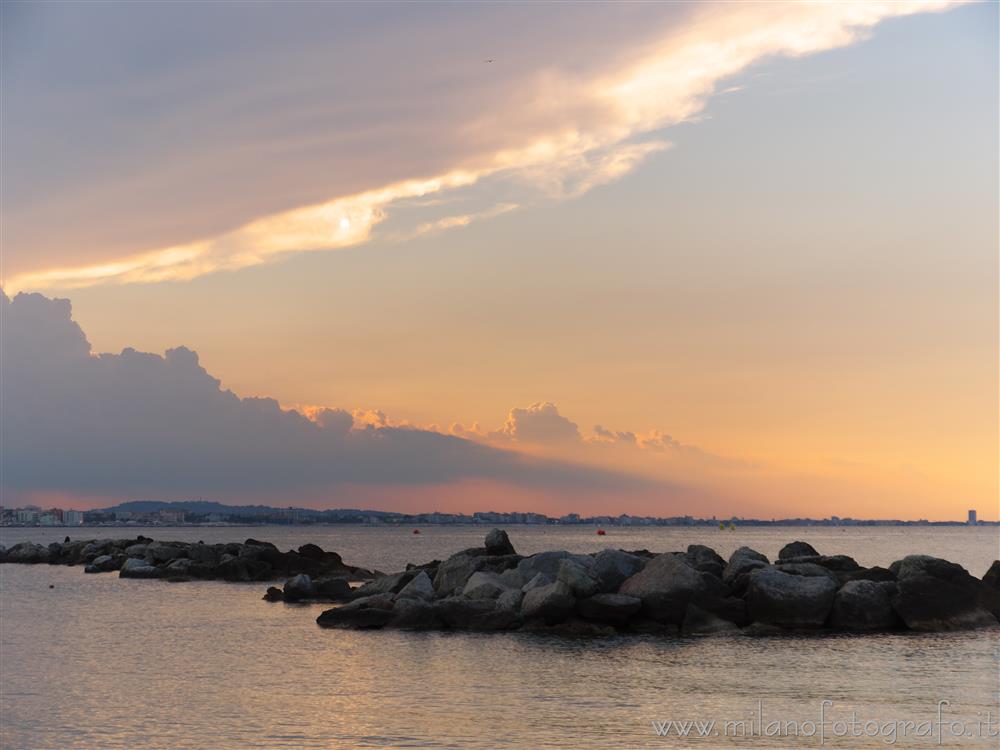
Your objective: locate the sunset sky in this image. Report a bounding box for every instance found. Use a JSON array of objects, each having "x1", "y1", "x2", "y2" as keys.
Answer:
[{"x1": 2, "y1": 1, "x2": 996, "y2": 520}]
